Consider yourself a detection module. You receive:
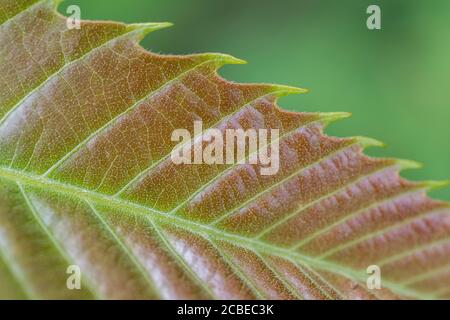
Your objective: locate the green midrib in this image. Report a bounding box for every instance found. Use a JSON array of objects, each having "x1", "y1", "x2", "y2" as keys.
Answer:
[{"x1": 0, "y1": 165, "x2": 433, "y2": 300}]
